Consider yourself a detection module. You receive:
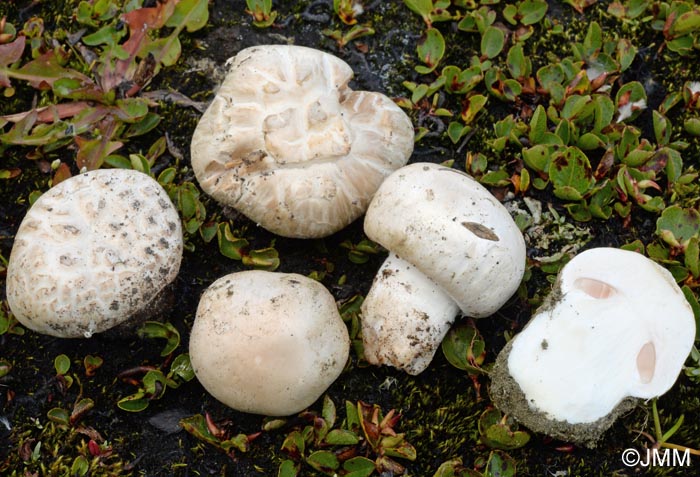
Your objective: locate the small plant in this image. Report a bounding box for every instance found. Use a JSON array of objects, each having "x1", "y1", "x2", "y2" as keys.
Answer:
[
  {"x1": 632, "y1": 398, "x2": 700, "y2": 457},
  {"x1": 432, "y1": 452, "x2": 516, "y2": 477},
  {"x1": 441, "y1": 320, "x2": 487, "y2": 396},
  {"x1": 477, "y1": 408, "x2": 530, "y2": 451},
  {"x1": 117, "y1": 321, "x2": 194, "y2": 411},
  {"x1": 180, "y1": 412, "x2": 260, "y2": 458},
  {"x1": 246, "y1": 0, "x2": 278, "y2": 28},
  {"x1": 333, "y1": 0, "x2": 364, "y2": 25},
  {"x1": 277, "y1": 396, "x2": 417, "y2": 476},
  {"x1": 0, "y1": 300, "x2": 23, "y2": 336},
  {"x1": 0, "y1": 0, "x2": 209, "y2": 172}
]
